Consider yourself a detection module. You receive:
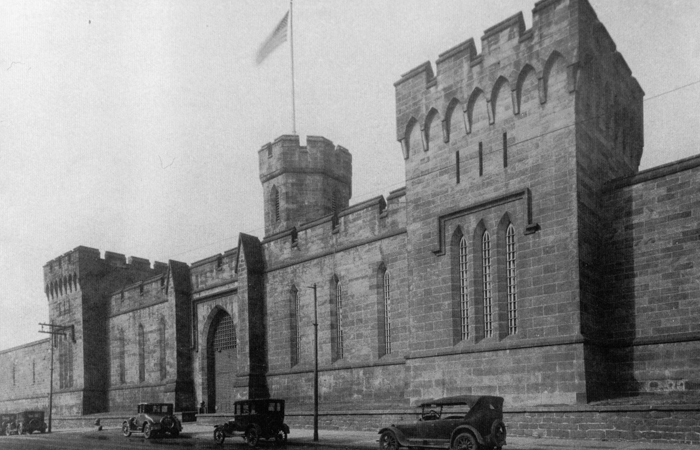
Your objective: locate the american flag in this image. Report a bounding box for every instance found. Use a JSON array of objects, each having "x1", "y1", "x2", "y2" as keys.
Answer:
[{"x1": 256, "y1": 11, "x2": 290, "y2": 65}]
